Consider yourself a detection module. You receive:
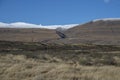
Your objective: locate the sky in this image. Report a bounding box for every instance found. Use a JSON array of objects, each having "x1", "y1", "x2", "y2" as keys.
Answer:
[{"x1": 0, "y1": 0, "x2": 120, "y2": 25}]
